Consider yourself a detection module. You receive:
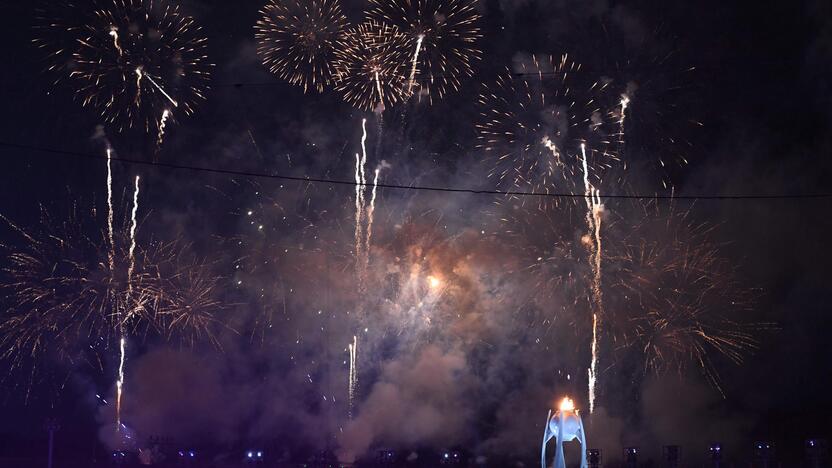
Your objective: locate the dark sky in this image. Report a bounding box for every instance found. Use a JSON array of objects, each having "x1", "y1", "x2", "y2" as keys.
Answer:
[{"x1": 0, "y1": 0, "x2": 830, "y2": 465}]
